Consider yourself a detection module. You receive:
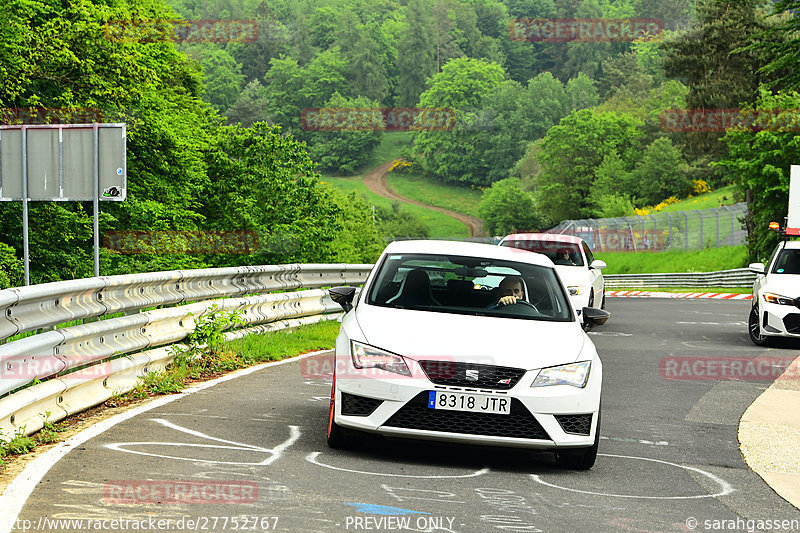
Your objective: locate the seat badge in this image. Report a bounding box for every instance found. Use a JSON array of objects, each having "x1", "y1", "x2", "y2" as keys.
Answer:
[{"x1": 465, "y1": 369, "x2": 479, "y2": 381}]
